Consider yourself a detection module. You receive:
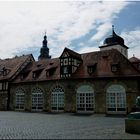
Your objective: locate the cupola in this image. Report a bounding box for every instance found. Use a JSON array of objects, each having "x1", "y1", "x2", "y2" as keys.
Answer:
[
  {"x1": 99, "y1": 25, "x2": 128, "y2": 58},
  {"x1": 103, "y1": 25, "x2": 124, "y2": 45}
]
